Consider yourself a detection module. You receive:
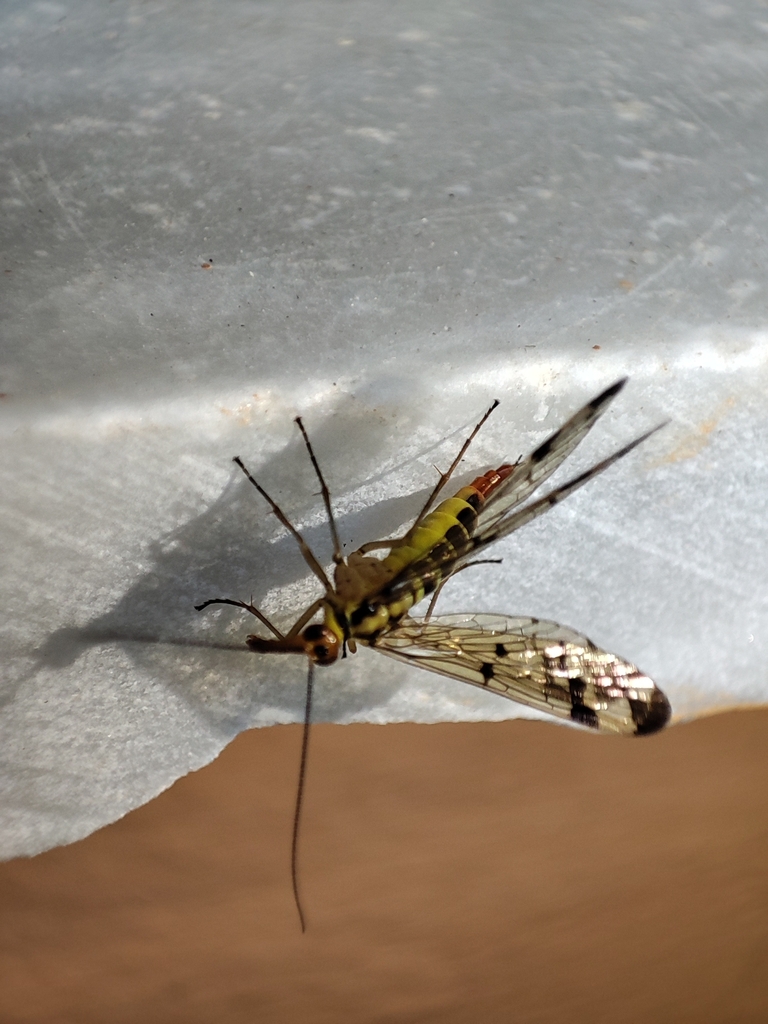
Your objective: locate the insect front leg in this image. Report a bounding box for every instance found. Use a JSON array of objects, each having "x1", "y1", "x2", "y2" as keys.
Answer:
[
  {"x1": 194, "y1": 597, "x2": 284, "y2": 639},
  {"x1": 357, "y1": 536, "x2": 407, "y2": 554},
  {"x1": 281, "y1": 598, "x2": 326, "y2": 639}
]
